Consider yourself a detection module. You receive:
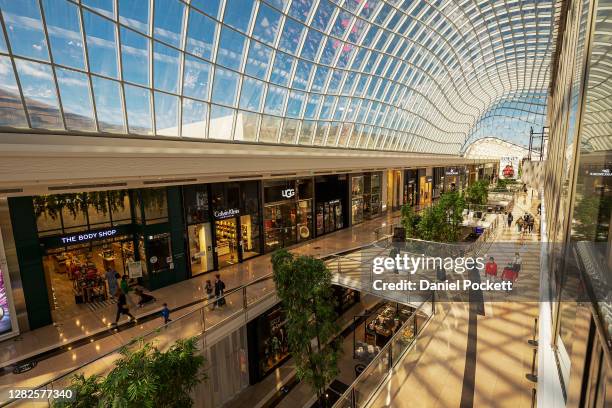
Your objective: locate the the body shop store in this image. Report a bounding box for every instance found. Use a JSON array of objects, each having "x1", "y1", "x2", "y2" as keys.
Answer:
[{"x1": 263, "y1": 179, "x2": 313, "y2": 252}]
